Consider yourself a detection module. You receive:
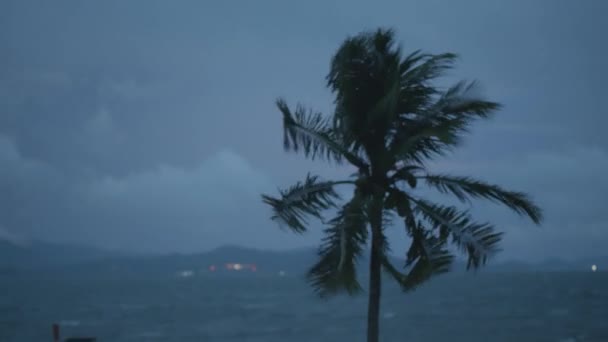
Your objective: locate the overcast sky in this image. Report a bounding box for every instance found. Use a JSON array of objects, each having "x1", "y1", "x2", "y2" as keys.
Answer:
[{"x1": 0, "y1": 0, "x2": 606, "y2": 261}]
